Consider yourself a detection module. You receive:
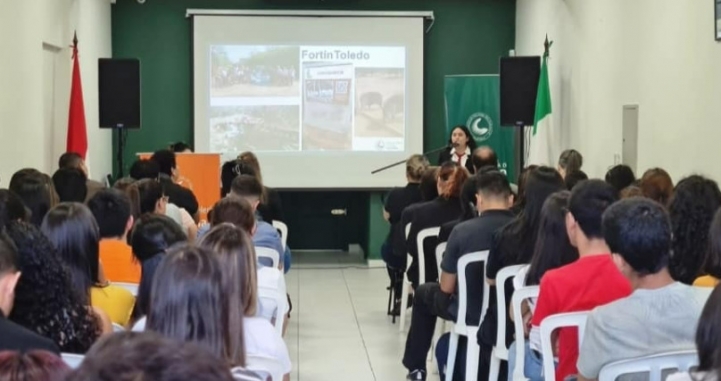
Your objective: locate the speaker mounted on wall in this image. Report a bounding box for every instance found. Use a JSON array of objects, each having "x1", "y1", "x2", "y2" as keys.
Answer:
[
  {"x1": 98, "y1": 58, "x2": 141, "y2": 129},
  {"x1": 499, "y1": 56, "x2": 540, "y2": 127}
]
